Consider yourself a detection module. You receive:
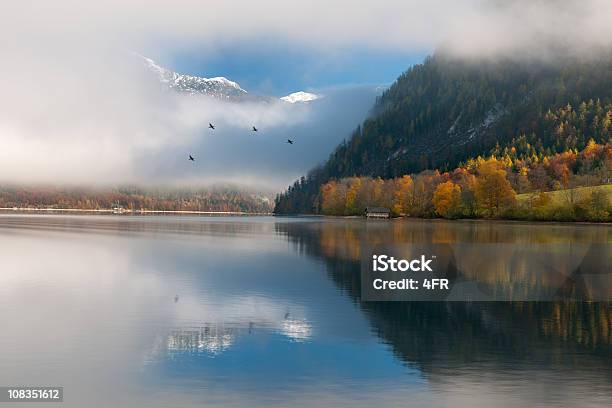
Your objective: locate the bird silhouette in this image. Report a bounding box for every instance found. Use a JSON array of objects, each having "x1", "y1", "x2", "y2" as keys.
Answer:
[
  {"x1": 209, "y1": 123, "x2": 215, "y2": 130},
  {"x1": 252, "y1": 126, "x2": 258, "y2": 132},
  {"x1": 286, "y1": 139, "x2": 294, "y2": 144},
  {"x1": 188, "y1": 155, "x2": 195, "y2": 161}
]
